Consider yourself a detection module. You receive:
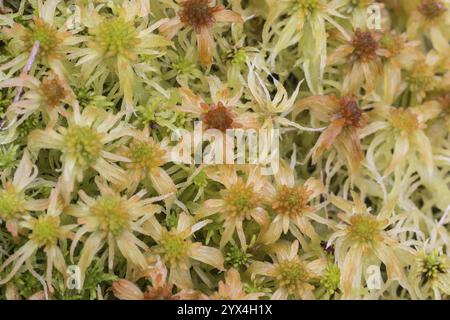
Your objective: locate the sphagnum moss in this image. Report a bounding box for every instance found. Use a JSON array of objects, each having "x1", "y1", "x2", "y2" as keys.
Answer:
[{"x1": 0, "y1": 0, "x2": 448, "y2": 301}]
